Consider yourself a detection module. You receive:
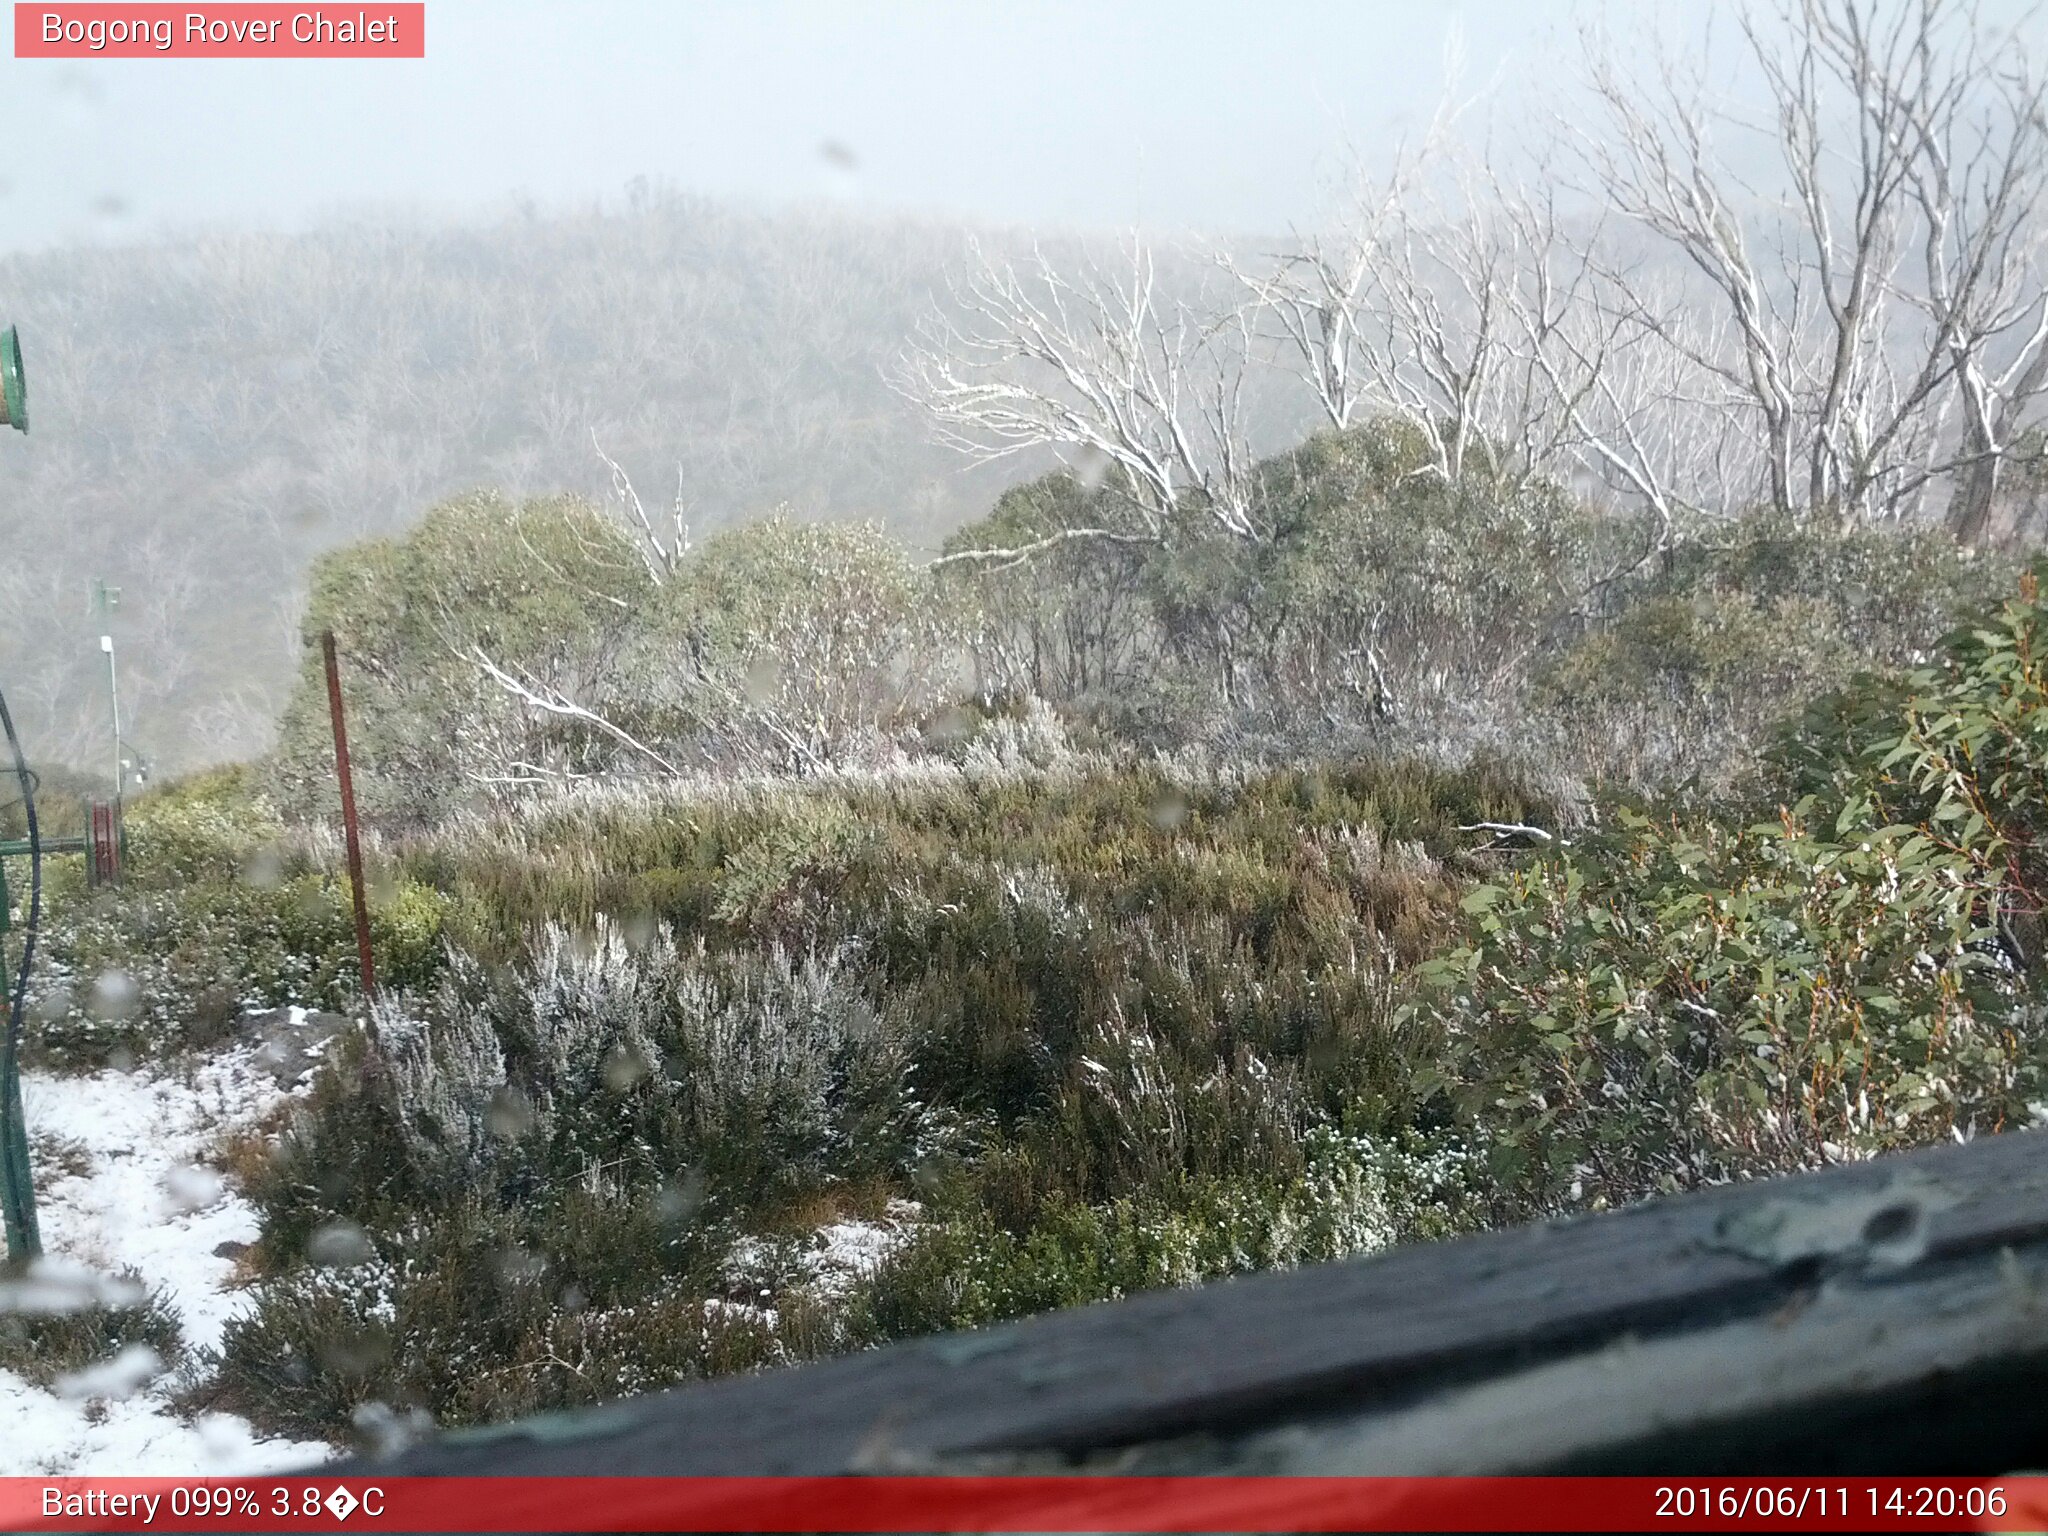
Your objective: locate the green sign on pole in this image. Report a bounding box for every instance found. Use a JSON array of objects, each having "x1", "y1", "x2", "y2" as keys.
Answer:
[{"x1": 0, "y1": 327, "x2": 25, "y2": 435}]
